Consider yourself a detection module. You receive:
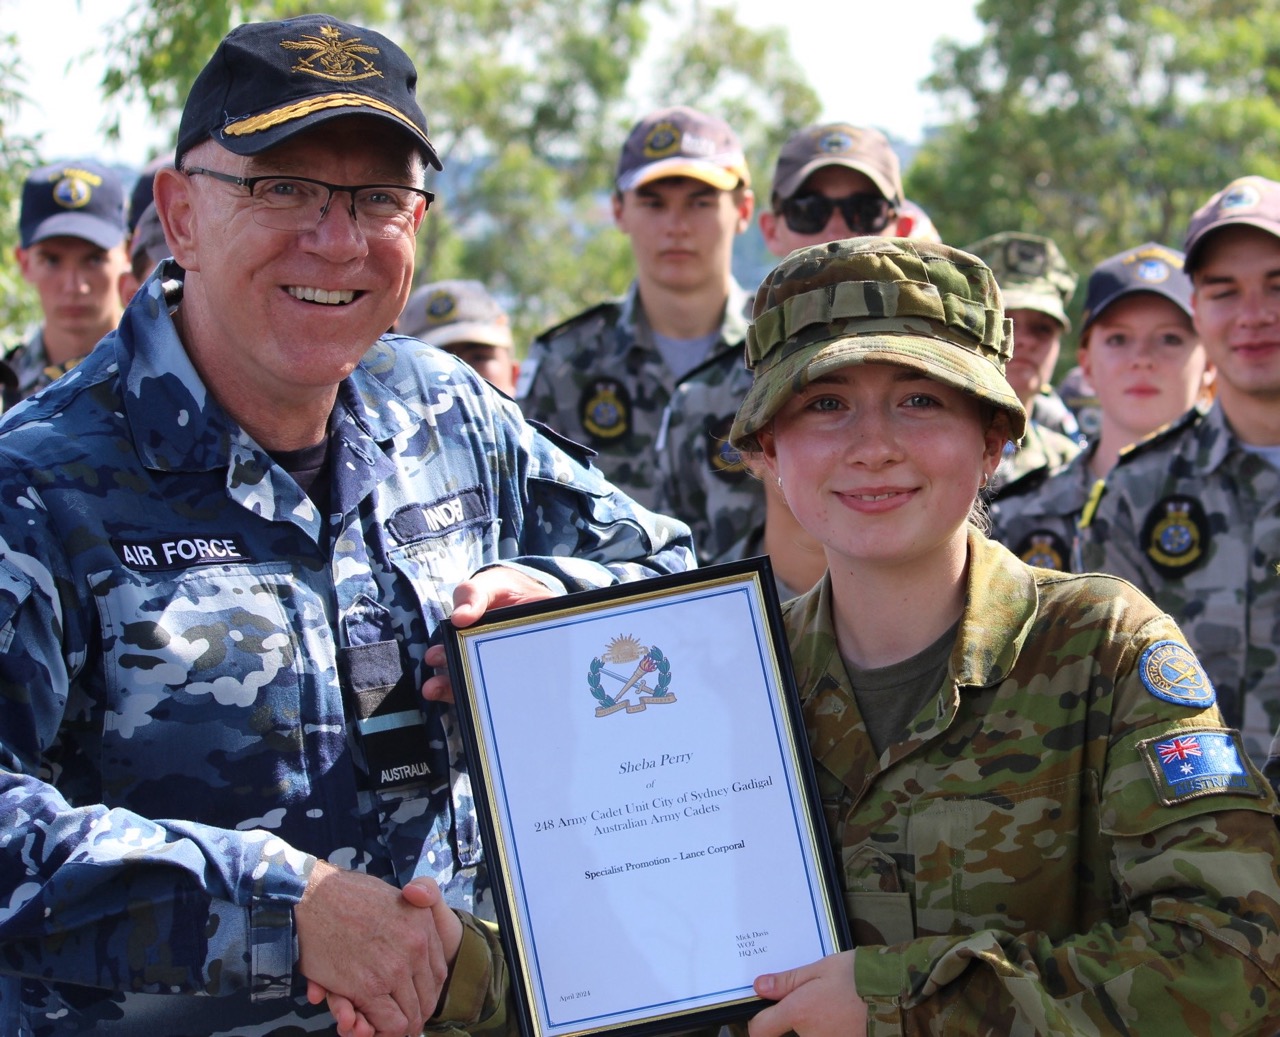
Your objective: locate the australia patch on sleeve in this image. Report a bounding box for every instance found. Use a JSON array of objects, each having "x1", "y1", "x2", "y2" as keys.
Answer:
[{"x1": 1138, "y1": 728, "x2": 1262, "y2": 805}]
